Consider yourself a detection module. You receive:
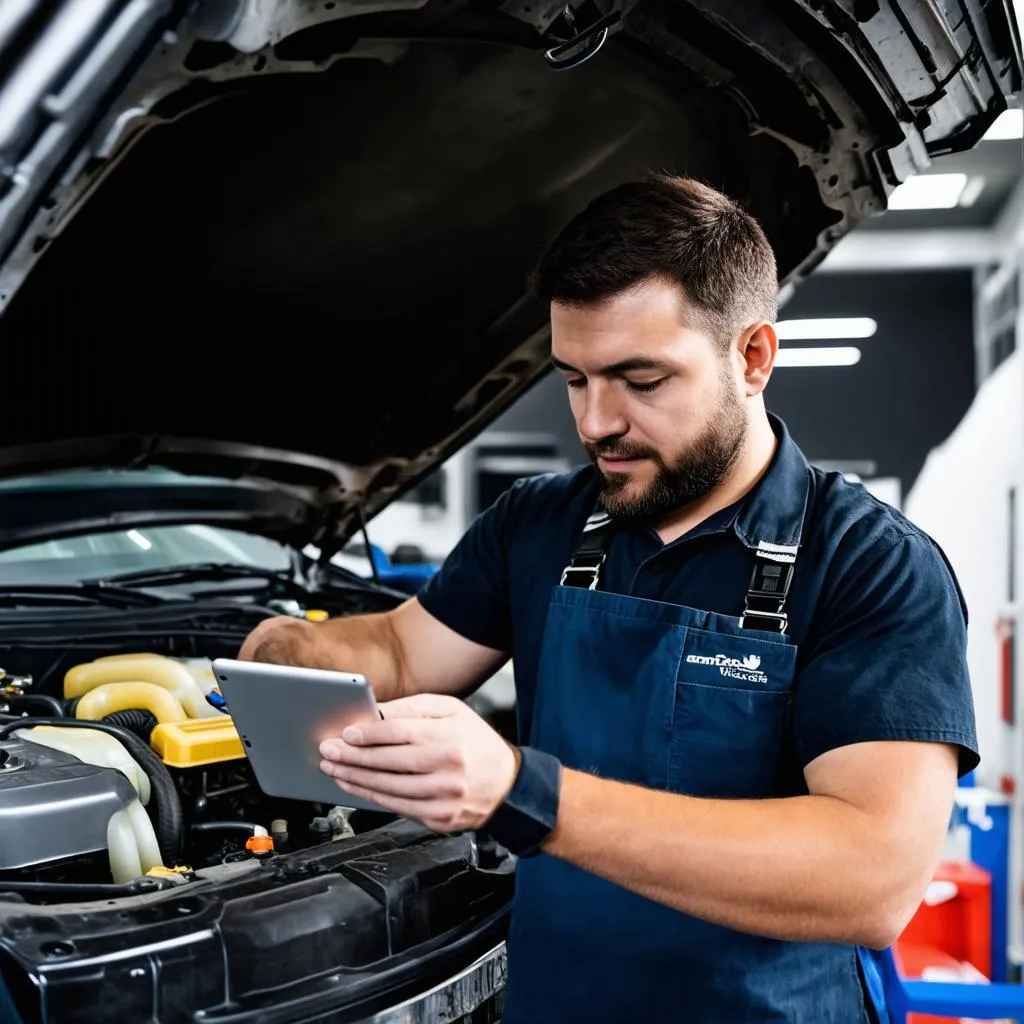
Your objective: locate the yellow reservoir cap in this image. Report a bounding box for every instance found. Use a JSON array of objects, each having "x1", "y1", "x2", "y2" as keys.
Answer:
[
  {"x1": 151, "y1": 717, "x2": 246, "y2": 768},
  {"x1": 304, "y1": 609, "x2": 329, "y2": 622},
  {"x1": 76, "y1": 681, "x2": 188, "y2": 724},
  {"x1": 146, "y1": 865, "x2": 192, "y2": 879}
]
